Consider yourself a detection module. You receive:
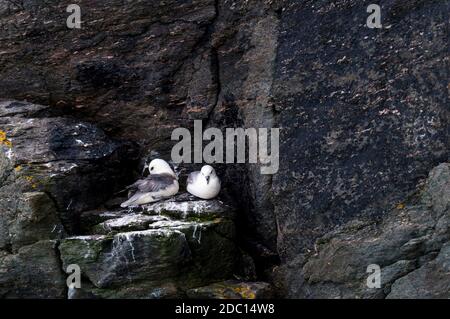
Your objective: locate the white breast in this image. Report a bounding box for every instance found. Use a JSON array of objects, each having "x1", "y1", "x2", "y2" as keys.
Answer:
[{"x1": 187, "y1": 177, "x2": 220, "y2": 200}]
